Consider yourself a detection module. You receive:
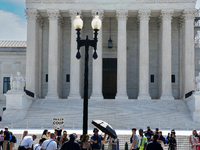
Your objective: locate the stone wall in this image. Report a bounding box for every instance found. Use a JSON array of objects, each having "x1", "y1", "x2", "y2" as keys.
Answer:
[{"x1": 0, "y1": 47, "x2": 26, "y2": 101}]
